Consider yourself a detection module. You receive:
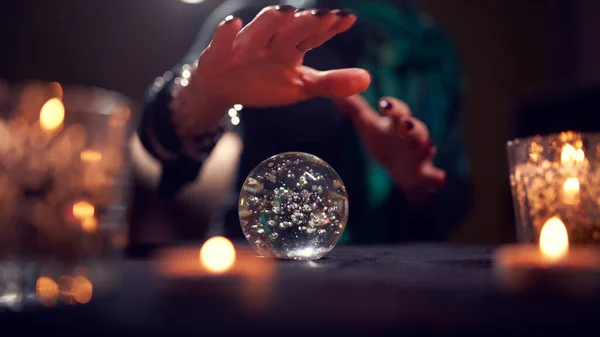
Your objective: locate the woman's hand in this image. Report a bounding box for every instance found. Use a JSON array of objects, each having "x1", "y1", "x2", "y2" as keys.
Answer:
[
  {"x1": 336, "y1": 95, "x2": 446, "y2": 206},
  {"x1": 174, "y1": 5, "x2": 371, "y2": 136}
]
